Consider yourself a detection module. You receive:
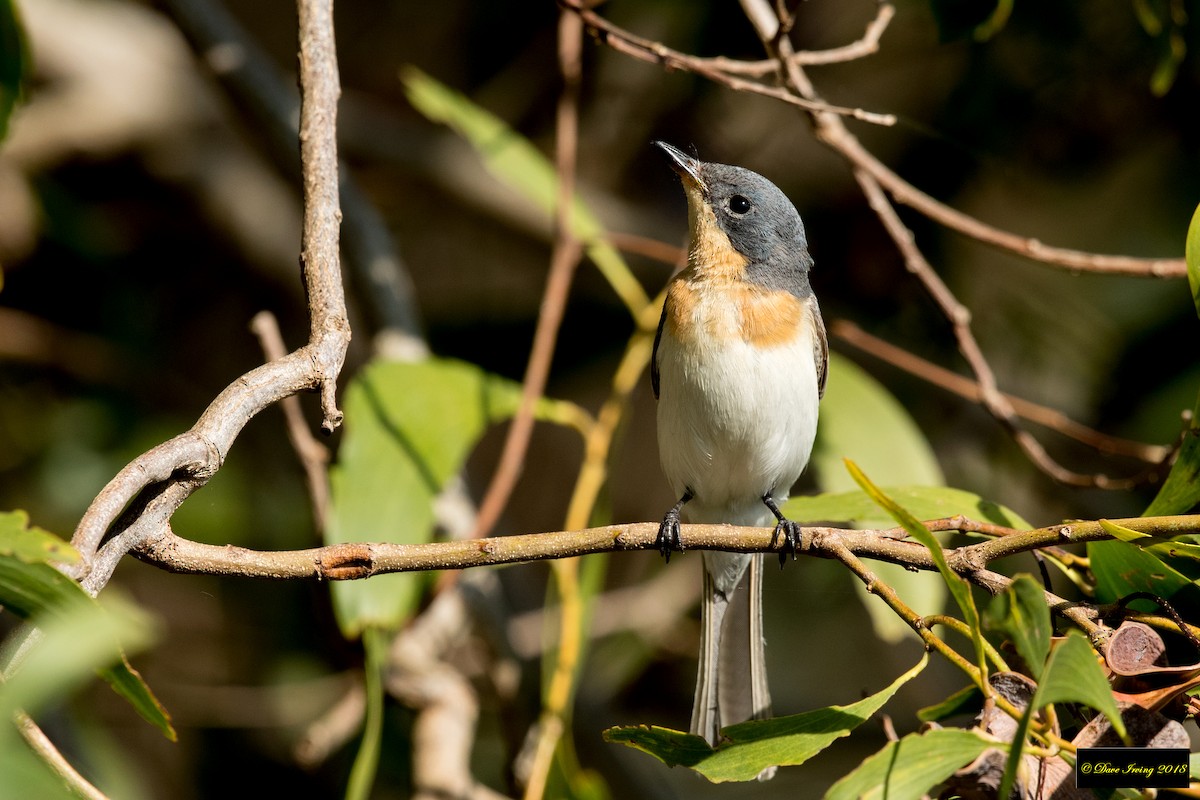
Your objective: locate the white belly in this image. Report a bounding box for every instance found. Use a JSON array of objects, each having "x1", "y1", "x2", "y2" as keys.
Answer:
[{"x1": 656, "y1": 326, "x2": 820, "y2": 526}]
